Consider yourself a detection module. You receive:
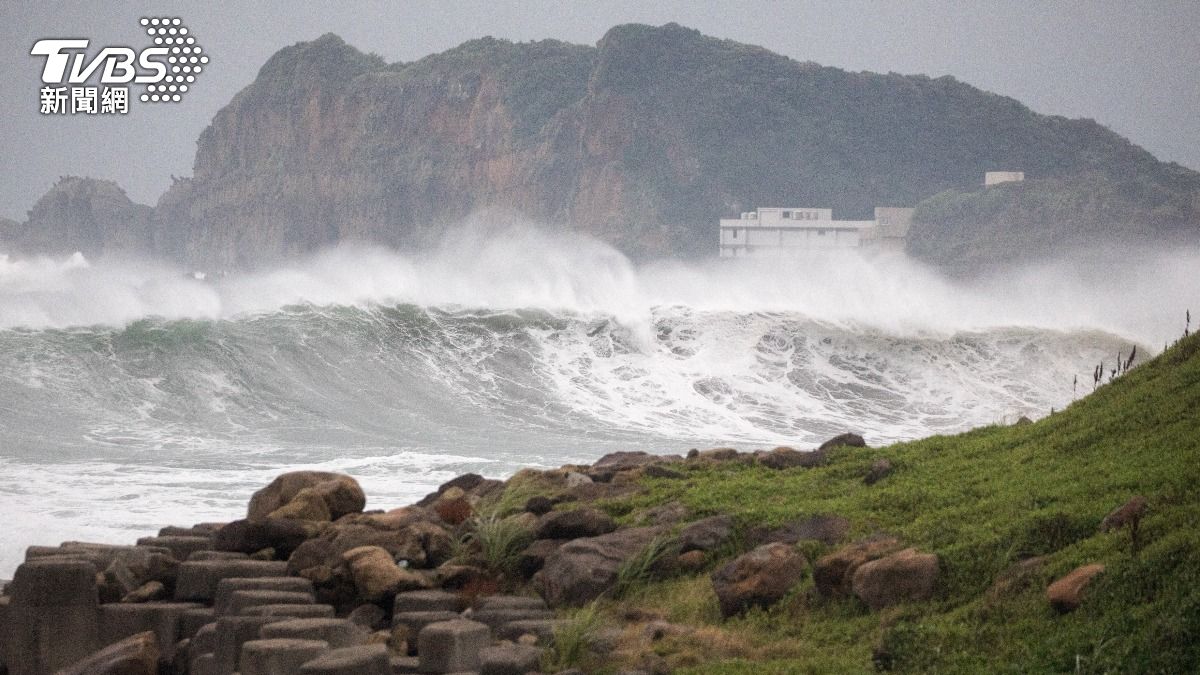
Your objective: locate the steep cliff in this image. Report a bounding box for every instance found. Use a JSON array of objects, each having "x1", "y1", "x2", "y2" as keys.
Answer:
[
  {"x1": 6, "y1": 177, "x2": 153, "y2": 257},
  {"x1": 12, "y1": 23, "x2": 1200, "y2": 269}
]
